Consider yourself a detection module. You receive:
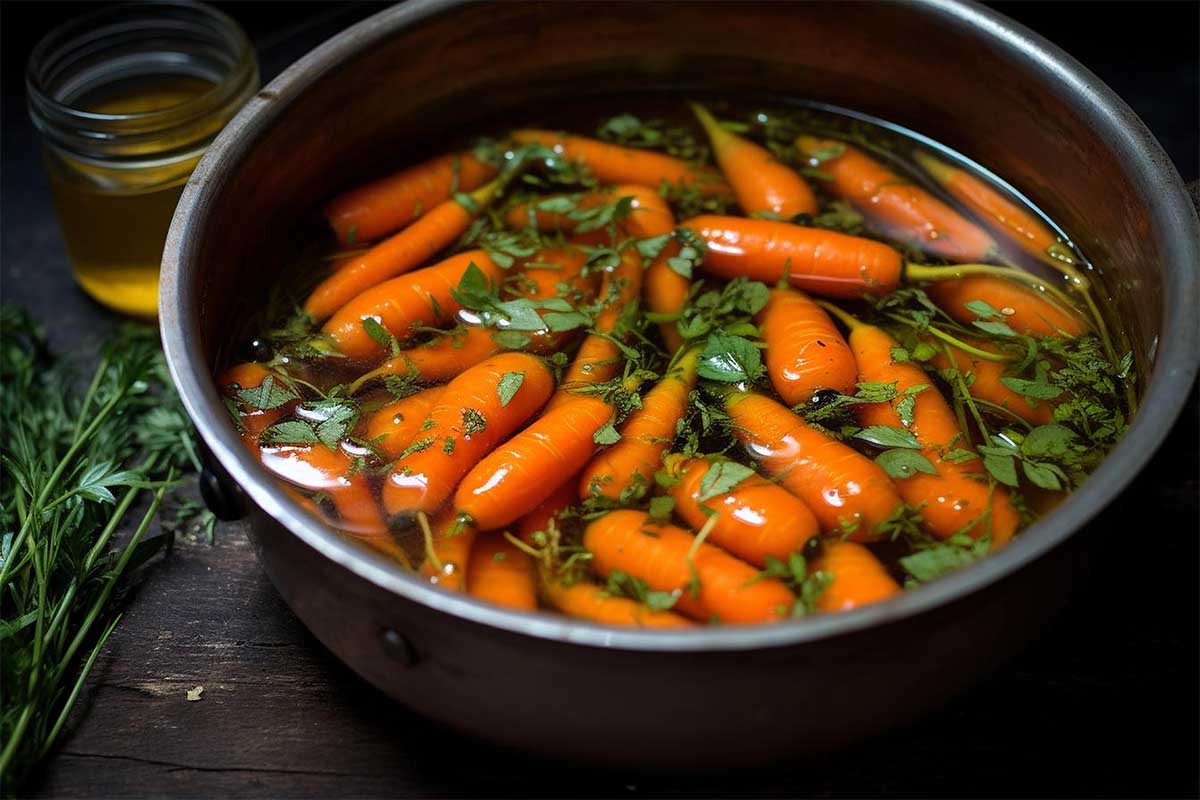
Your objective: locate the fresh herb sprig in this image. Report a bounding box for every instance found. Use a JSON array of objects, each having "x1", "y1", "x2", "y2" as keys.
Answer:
[{"x1": 0, "y1": 308, "x2": 204, "y2": 789}]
